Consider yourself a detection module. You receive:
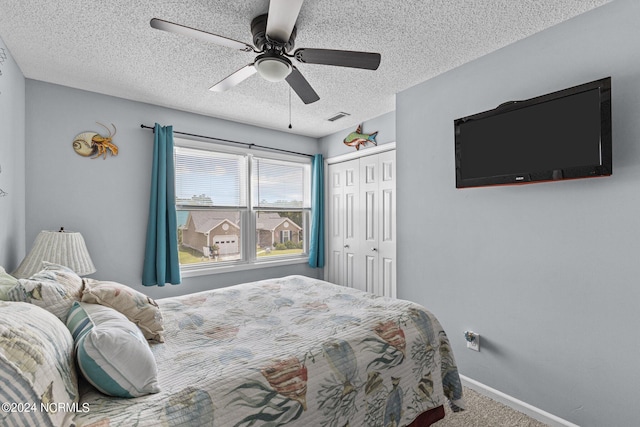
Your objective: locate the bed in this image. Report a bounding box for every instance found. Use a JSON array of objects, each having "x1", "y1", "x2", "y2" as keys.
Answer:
[{"x1": 1, "y1": 267, "x2": 463, "y2": 427}]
